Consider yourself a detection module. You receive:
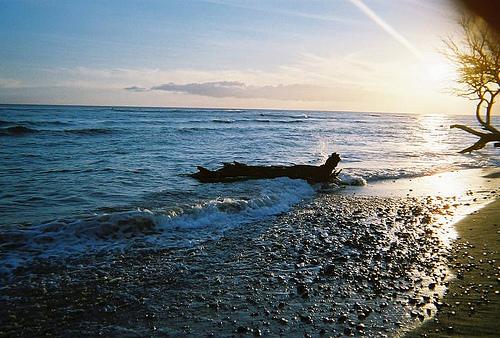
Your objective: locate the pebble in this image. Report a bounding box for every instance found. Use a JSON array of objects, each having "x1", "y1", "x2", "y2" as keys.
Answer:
[{"x1": 0, "y1": 195, "x2": 470, "y2": 337}]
